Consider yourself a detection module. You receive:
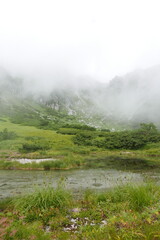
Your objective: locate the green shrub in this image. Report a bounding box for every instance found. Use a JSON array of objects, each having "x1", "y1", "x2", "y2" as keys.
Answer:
[
  {"x1": 42, "y1": 161, "x2": 52, "y2": 170},
  {"x1": 0, "y1": 128, "x2": 17, "y2": 141},
  {"x1": 73, "y1": 123, "x2": 160, "y2": 150},
  {"x1": 57, "y1": 128, "x2": 81, "y2": 135},
  {"x1": 62, "y1": 124, "x2": 96, "y2": 131},
  {"x1": 101, "y1": 128, "x2": 110, "y2": 132},
  {"x1": 20, "y1": 139, "x2": 52, "y2": 152},
  {"x1": 73, "y1": 131, "x2": 95, "y2": 146}
]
